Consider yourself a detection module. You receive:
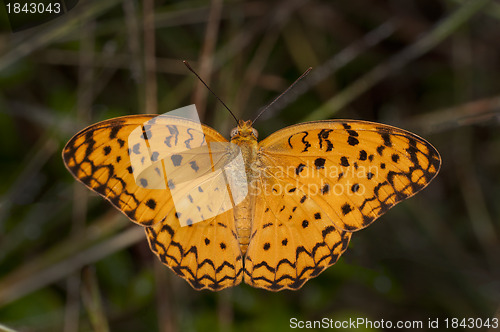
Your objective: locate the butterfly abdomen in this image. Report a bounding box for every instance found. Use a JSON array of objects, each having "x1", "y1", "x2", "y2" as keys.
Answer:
[{"x1": 231, "y1": 128, "x2": 260, "y2": 255}]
